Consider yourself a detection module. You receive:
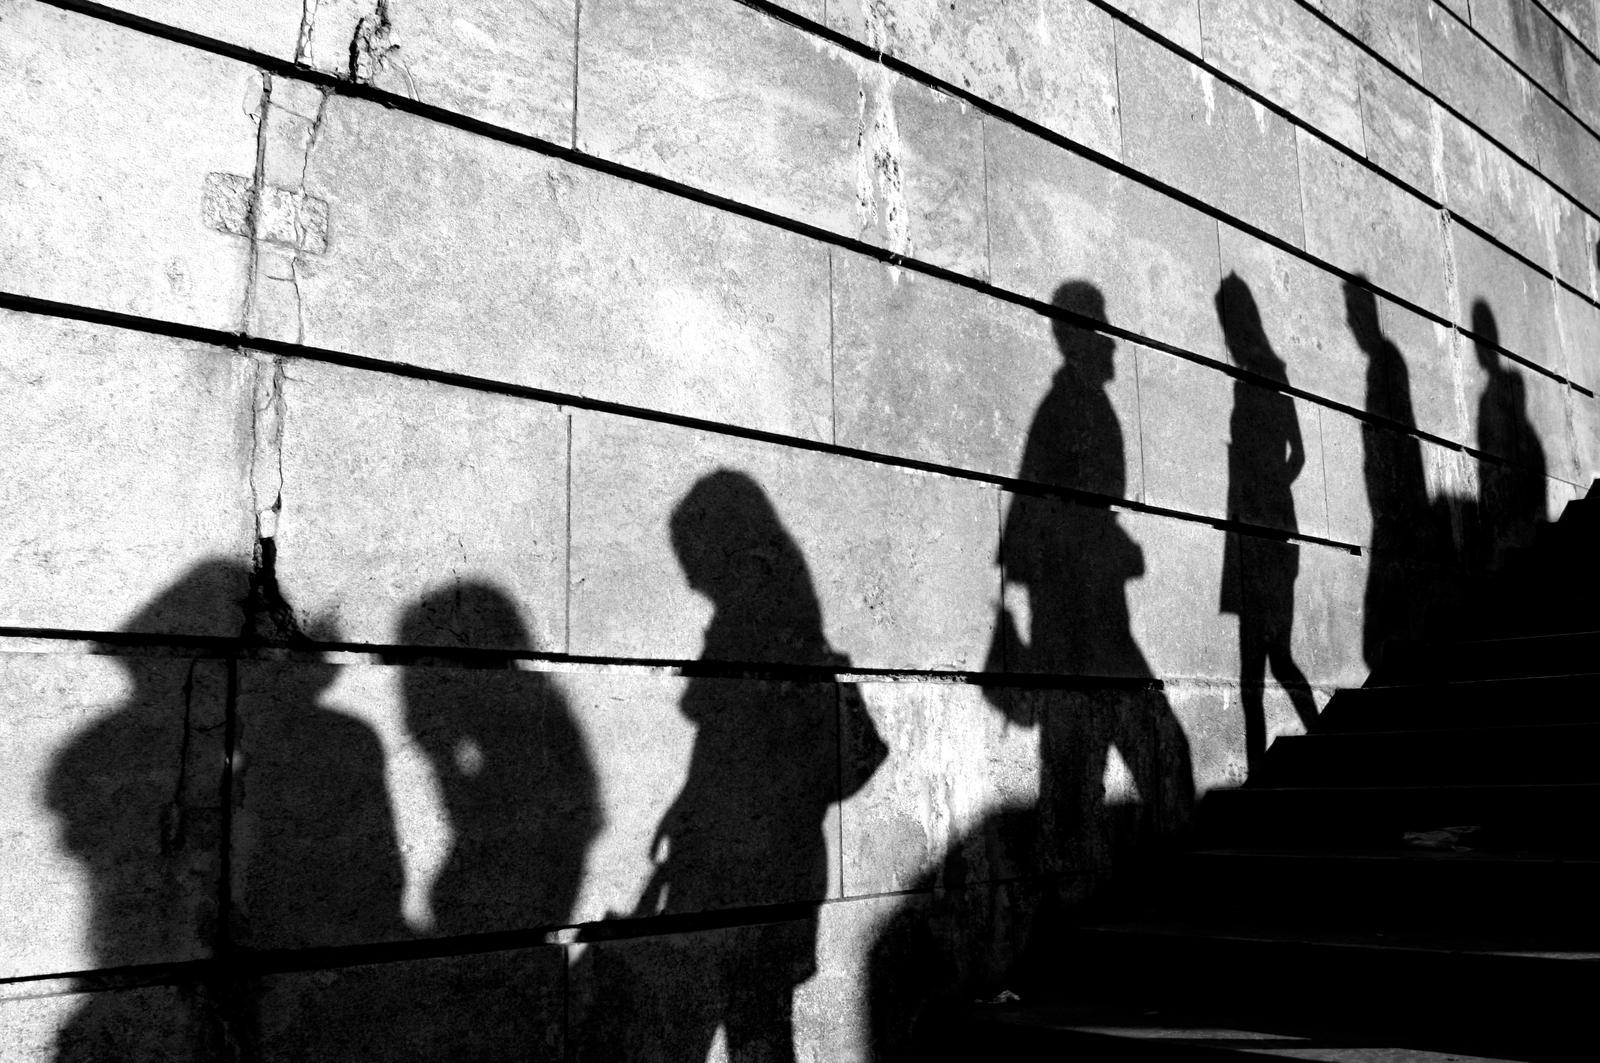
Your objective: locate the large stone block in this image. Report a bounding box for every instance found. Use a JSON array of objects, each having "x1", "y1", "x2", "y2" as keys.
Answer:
[
  {"x1": 839, "y1": 681, "x2": 1037, "y2": 894},
  {"x1": 0, "y1": 312, "x2": 254, "y2": 636},
  {"x1": 1562, "y1": 33, "x2": 1600, "y2": 129},
  {"x1": 568, "y1": 414, "x2": 1000, "y2": 670},
  {"x1": 1525, "y1": 90, "x2": 1600, "y2": 214},
  {"x1": 248, "y1": 947, "x2": 566, "y2": 1062},
  {"x1": 1200, "y1": 0, "x2": 1365, "y2": 151},
  {"x1": 1418, "y1": 2, "x2": 1537, "y2": 161},
  {"x1": 579, "y1": 0, "x2": 986, "y2": 275},
  {"x1": 99, "y1": 0, "x2": 301, "y2": 57},
  {"x1": 1298, "y1": 131, "x2": 1450, "y2": 317},
  {"x1": 1123, "y1": 511, "x2": 1245, "y2": 681},
  {"x1": 826, "y1": 0, "x2": 1120, "y2": 158},
  {"x1": 1359, "y1": 56, "x2": 1435, "y2": 195},
  {"x1": 1558, "y1": 286, "x2": 1600, "y2": 392},
  {"x1": 1165, "y1": 681, "x2": 1246, "y2": 792},
  {"x1": 1117, "y1": 24, "x2": 1304, "y2": 244},
  {"x1": 1438, "y1": 110, "x2": 1569, "y2": 272},
  {"x1": 0, "y1": 653, "x2": 225, "y2": 979},
  {"x1": 1571, "y1": 390, "x2": 1600, "y2": 484},
  {"x1": 1453, "y1": 227, "x2": 1563, "y2": 373},
  {"x1": 0, "y1": 1, "x2": 260, "y2": 329},
  {"x1": 271, "y1": 360, "x2": 568, "y2": 651},
  {"x1": 248, "y1": 95, "x2": 833, "y2": 440},
  {"x1": 296, "y1": 0, "x2": 575, "y2": 143},
  {"x1": 1118, "y1": 0, "x2": 1203, "y2": 53},
  {"x1": 1304, "y1": 0, "x2": 1426, "y2": 77},
  {"x1": 1471, "y1": 0, "x2": 1571, "y2": 104},
  {"x1": 830, "y1": 254, "x2": 1142, "y2": 498},
  {"x1": 0, "y1": 978, "x2": 218, "y2": 1063},
  {"x1": 986, "y1": 123, "x2": 1223, "y2": 359},
  {"x1": 1137, "y1": 351, "x2": 1328, "y2": 536}
]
